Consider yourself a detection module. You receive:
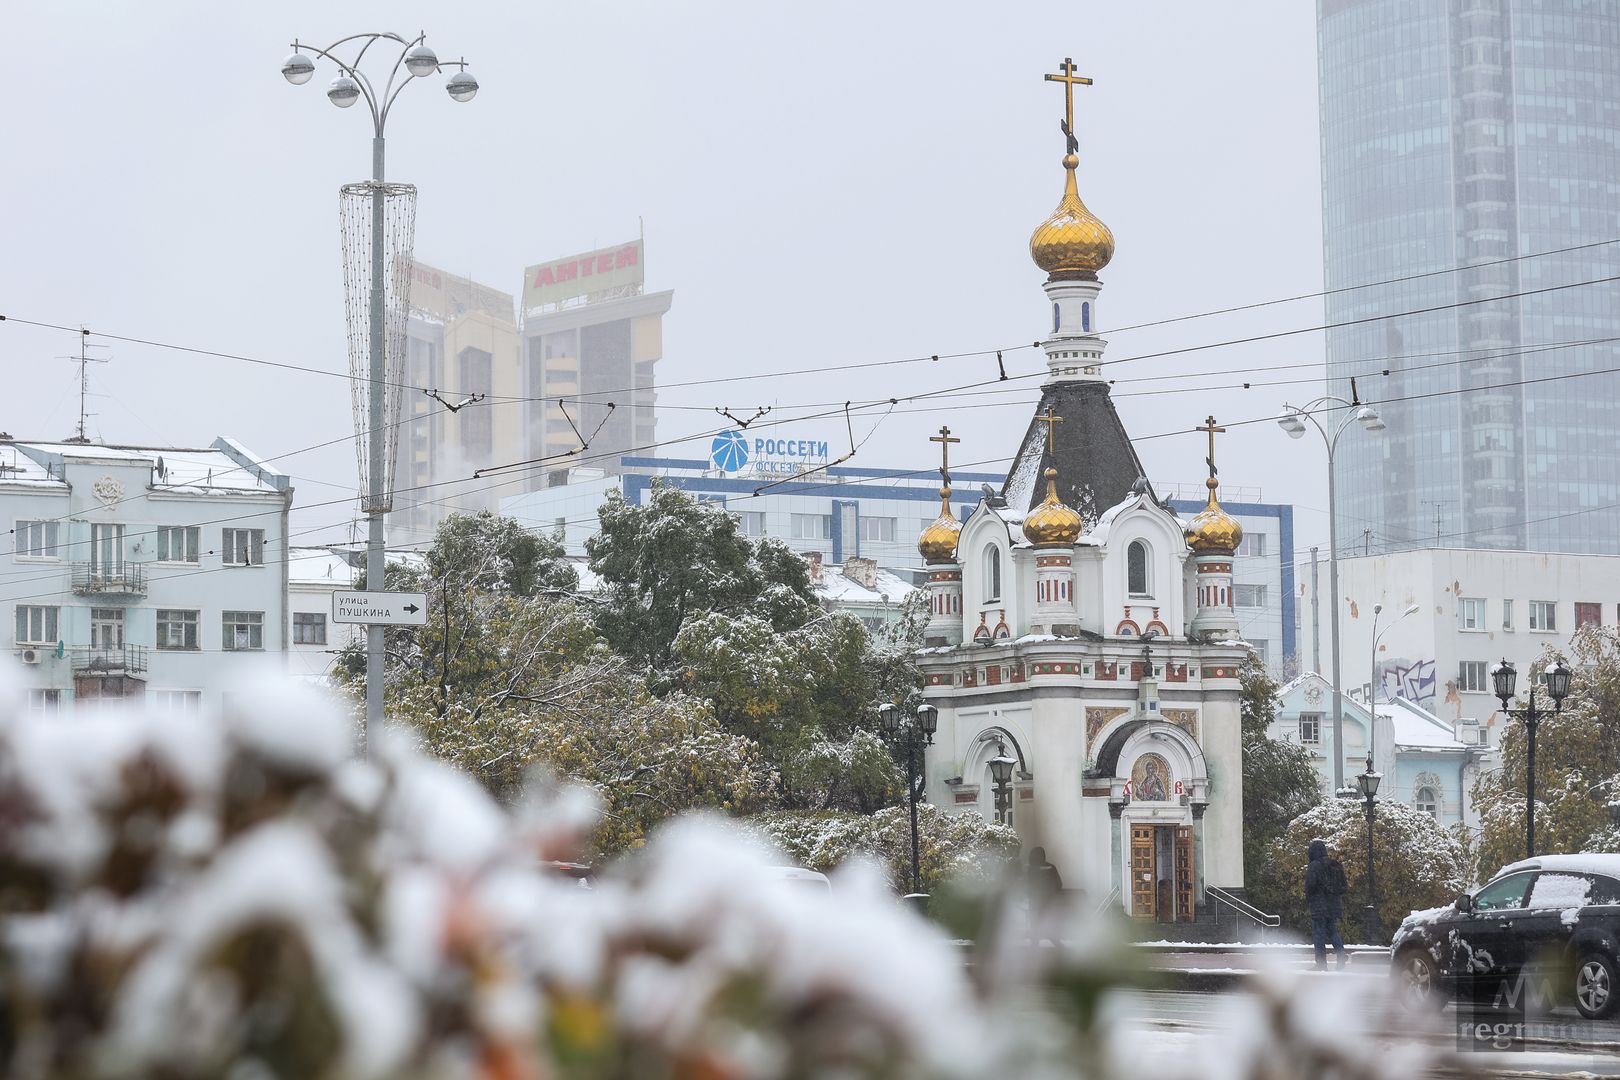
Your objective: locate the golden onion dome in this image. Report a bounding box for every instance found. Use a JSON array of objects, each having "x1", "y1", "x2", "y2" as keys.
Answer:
[
  {"x1": 1023, "y1": 468, "x2": 1083, "y2": 546},
  {"x1": 918, "y1": 488, "x2": 963, "y2": 564},
  {"x1": 1185, "y1": 477, "x2": 1244, "y2": 554},
  {"x1": 1029, "y1": 154, "x2": 1115, "y2": 279}
]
